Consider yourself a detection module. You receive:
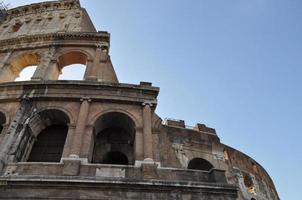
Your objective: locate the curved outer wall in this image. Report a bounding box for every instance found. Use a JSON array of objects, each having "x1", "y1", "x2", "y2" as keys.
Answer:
[{"x1": 0, "y1": 1, "x2": 279, "y2": 200}]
